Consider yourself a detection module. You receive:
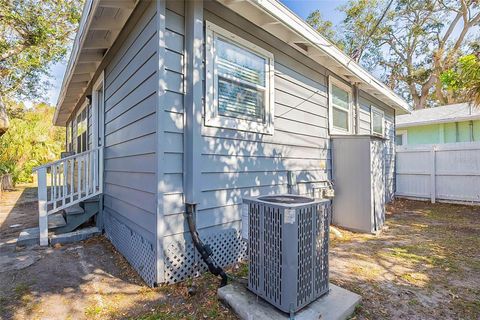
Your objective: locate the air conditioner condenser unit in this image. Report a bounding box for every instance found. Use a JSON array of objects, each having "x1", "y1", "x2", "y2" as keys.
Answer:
[{"x1": 242, "y1": 194, "x2": 331, "y2": 314}]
